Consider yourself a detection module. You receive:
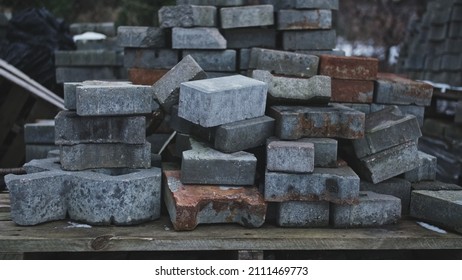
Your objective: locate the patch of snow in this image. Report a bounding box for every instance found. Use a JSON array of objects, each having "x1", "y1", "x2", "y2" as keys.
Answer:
[
  {"x1": 65, "y1": 221, "x2": 92, "y2": 229},
  {"x1": 164, "y1": 225, "x2": 171, "y2": 231},
  {"x1": 73, "y1": 32, "x2": 107, "y2": 42},
  {"x1": 416, "y1": 221, "x2": 447, "y2": 234}
]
